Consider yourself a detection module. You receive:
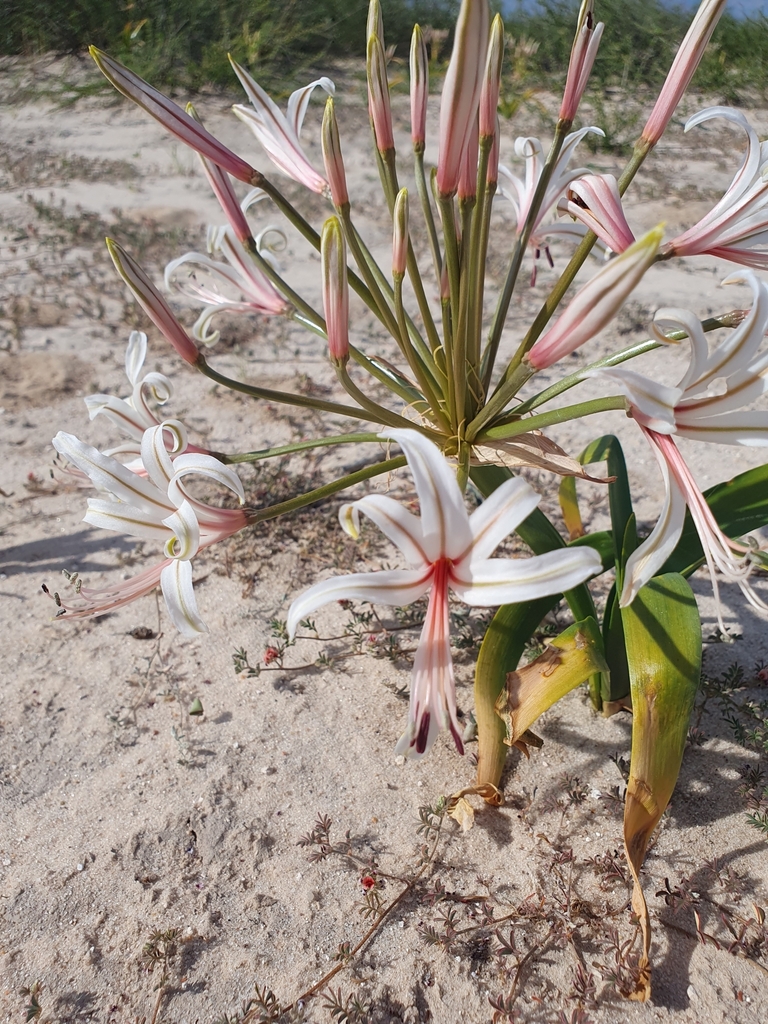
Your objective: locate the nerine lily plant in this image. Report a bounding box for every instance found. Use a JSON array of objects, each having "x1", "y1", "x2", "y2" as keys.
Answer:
[{"x1": 48, "y1": 0, "x2": 768, "y2": 998}]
